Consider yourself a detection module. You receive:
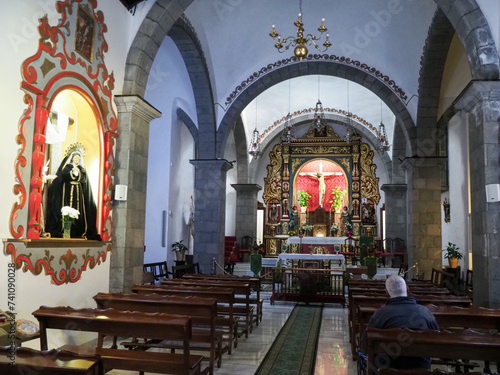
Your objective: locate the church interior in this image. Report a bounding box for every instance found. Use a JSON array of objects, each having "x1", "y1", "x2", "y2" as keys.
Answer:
[{"x1": 1, "y1": 0, "x2": 500, "y2": 373}]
